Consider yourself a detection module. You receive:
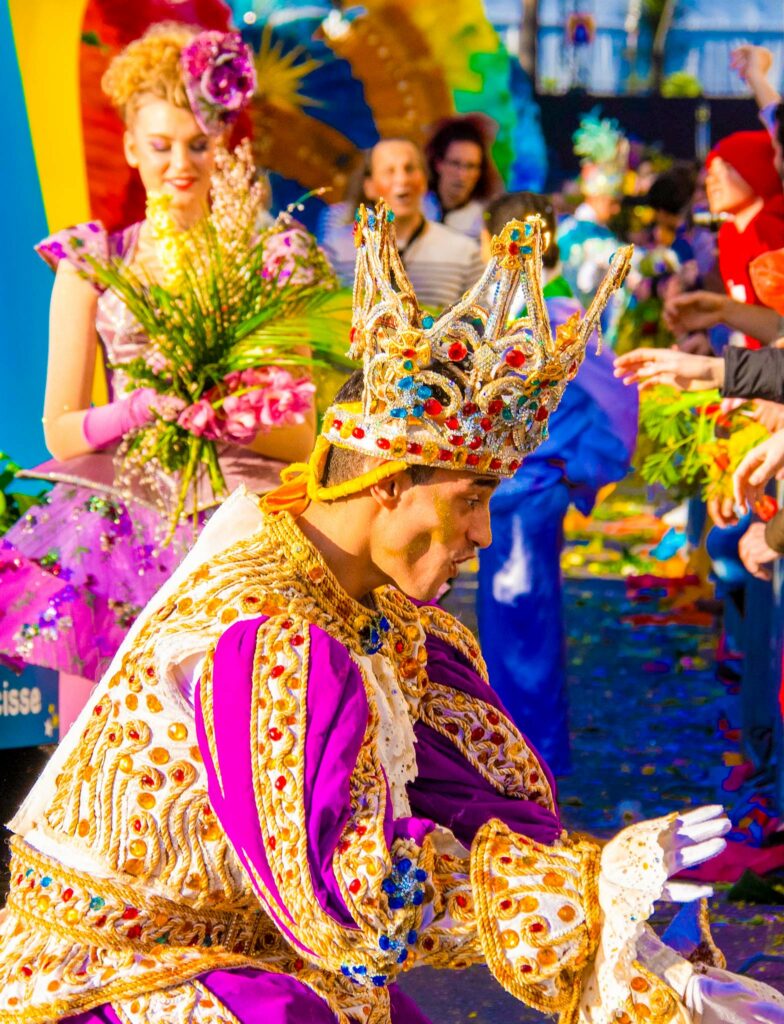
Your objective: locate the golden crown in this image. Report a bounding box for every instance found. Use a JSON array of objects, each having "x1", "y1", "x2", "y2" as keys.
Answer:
[{"x1": 320, "y1": 201, "x2": 632, "y2": 476}]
